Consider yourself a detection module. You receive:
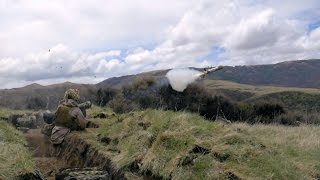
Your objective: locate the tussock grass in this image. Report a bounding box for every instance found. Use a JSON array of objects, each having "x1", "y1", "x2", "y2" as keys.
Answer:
[
  {"x1": 0, "y1": 121, "x2": 35, "y2": 179},
  {"x1": 0, "y1": 108, "x2": 32, "y2": 118},
  {"x1": 86, "y1": 109, "x2": 320, "y2": 179},
  {"x1": 87, "y1": 105, "x2": 113, "y2": 116}
]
